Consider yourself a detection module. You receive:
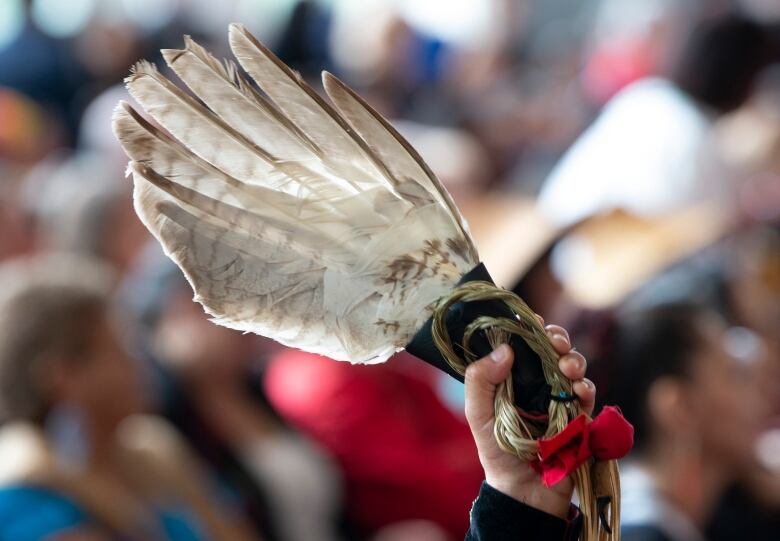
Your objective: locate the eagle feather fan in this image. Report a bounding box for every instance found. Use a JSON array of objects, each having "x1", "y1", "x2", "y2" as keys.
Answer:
[{"x1": 112, "y1": 24, "x2": 479, "y2": 363}]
